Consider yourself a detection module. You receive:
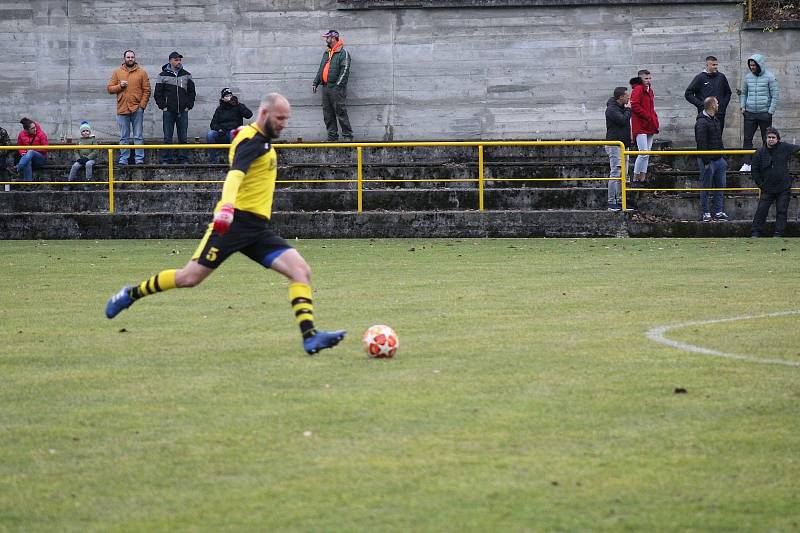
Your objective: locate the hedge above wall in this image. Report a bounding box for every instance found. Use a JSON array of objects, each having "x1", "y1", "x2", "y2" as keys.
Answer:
[{"x1": 337, "y1": 0, "x2": 741, "y2": 9}]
